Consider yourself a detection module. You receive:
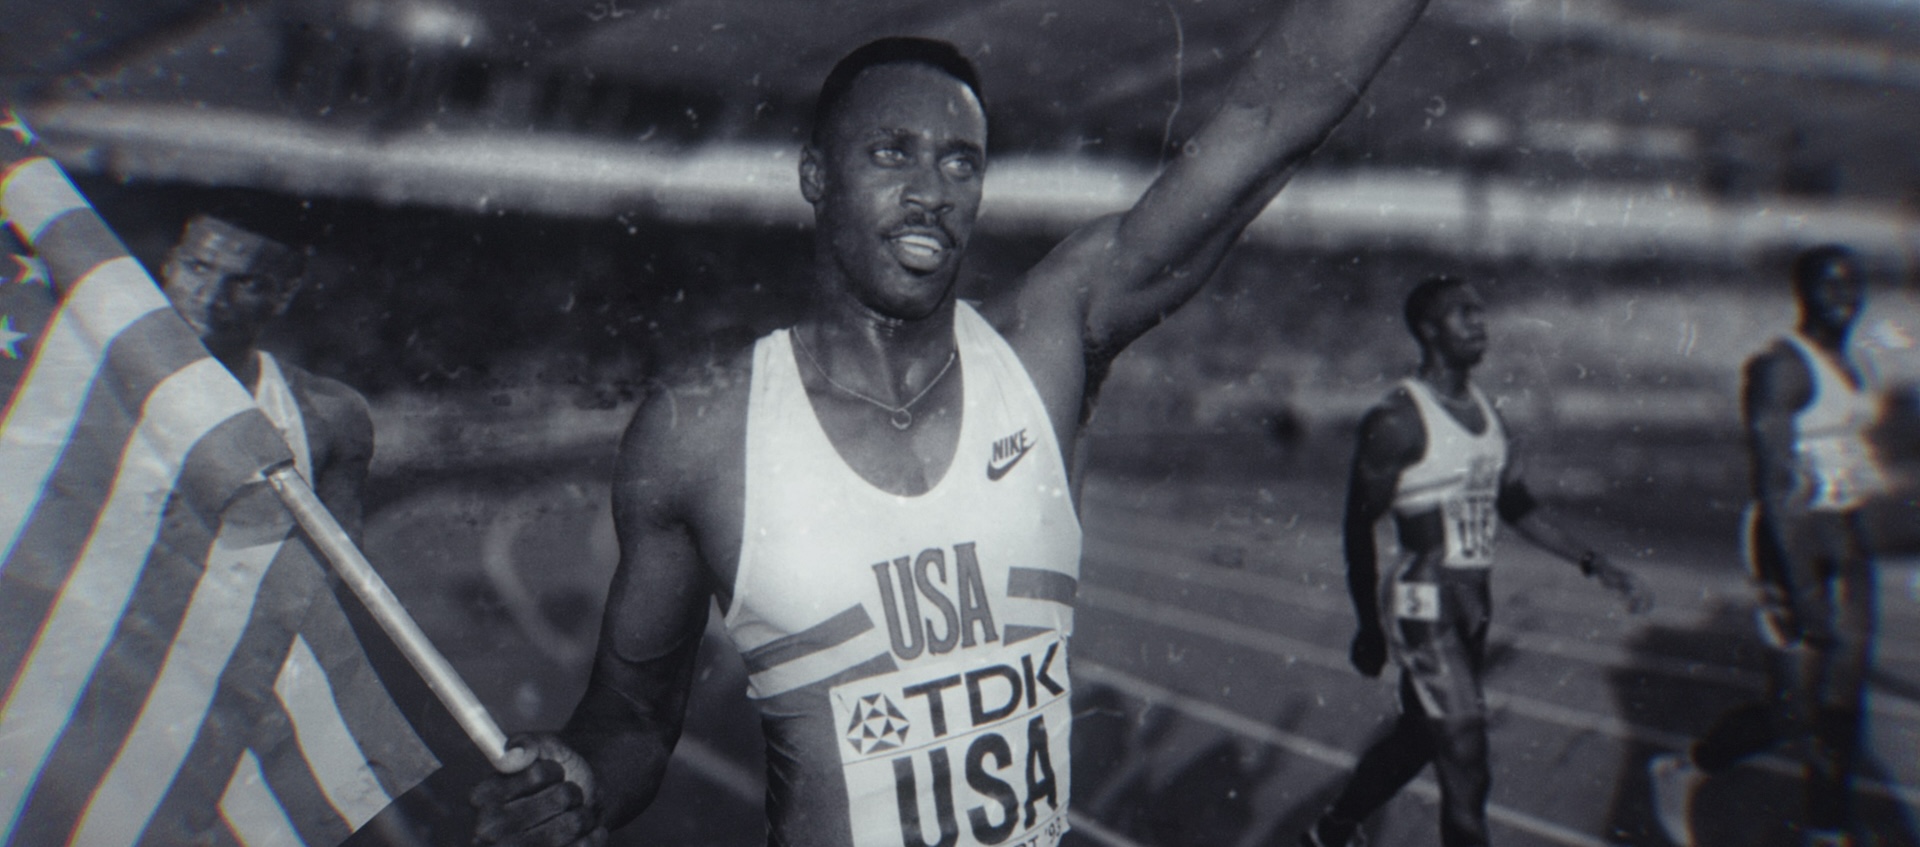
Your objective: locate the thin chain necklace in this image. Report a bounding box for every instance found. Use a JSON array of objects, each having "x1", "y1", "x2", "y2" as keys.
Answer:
[{"x1": 790, "y1": 328, "x2": 958, "y2": 431}]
